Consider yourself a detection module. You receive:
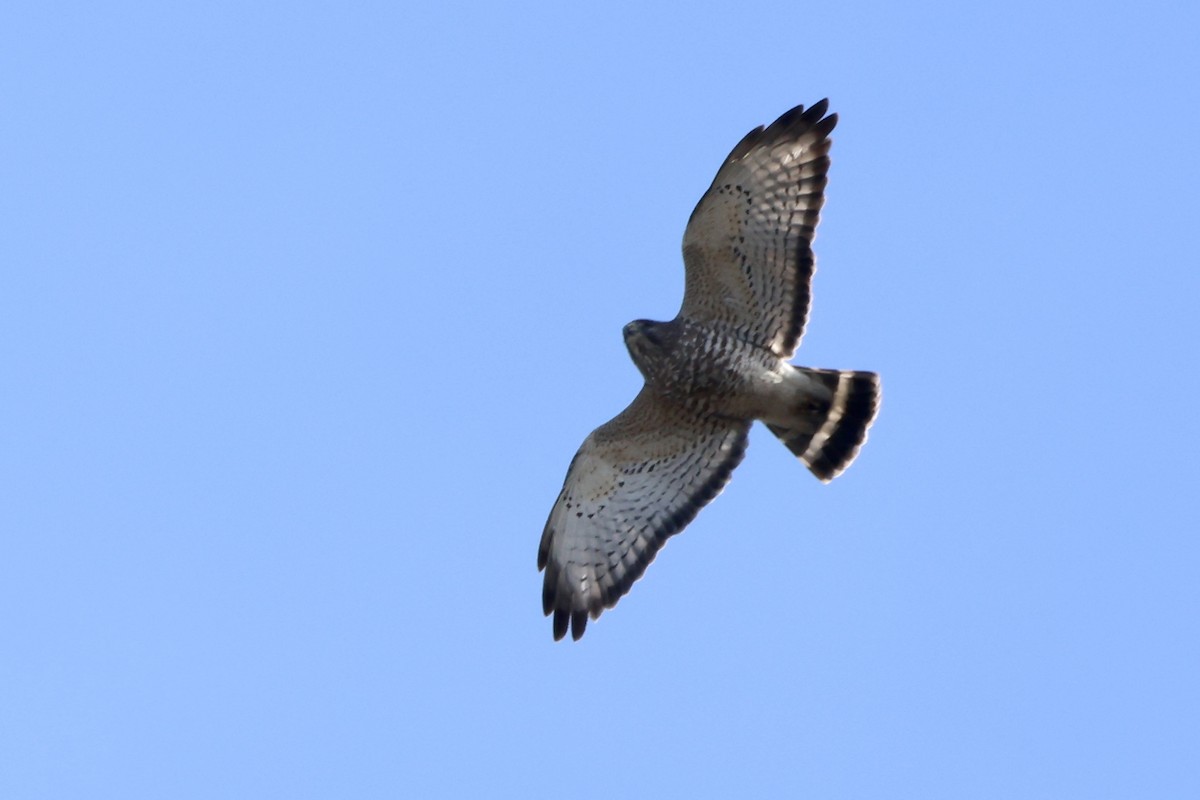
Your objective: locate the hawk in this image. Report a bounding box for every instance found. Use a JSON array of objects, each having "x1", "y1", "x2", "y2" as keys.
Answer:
[{"x1": 538, "y1": 100, "x2": 880, "y2": 641}]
